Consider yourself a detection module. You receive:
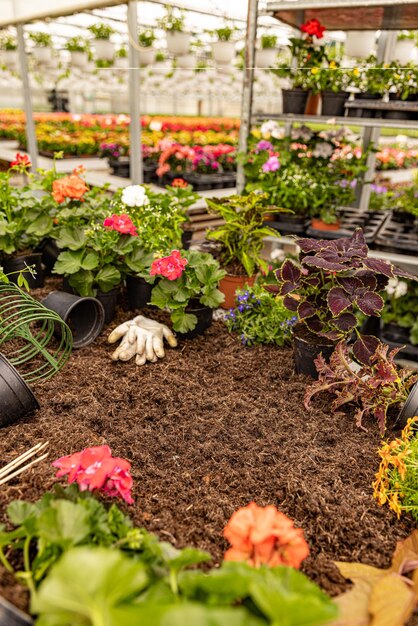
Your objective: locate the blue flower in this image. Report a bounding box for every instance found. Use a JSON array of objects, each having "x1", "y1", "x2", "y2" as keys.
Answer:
[{"x1": 238, "y1": 304, "x2": 245, "y2": 313}]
